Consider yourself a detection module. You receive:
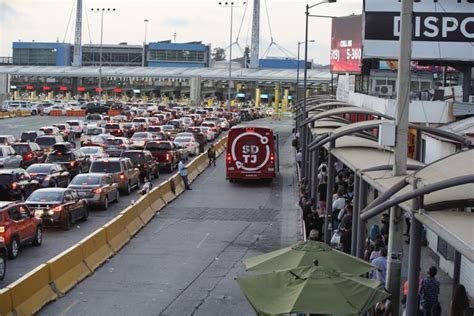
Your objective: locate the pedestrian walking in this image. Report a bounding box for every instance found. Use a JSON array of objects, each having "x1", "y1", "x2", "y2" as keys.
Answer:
[
  {"x1": 208, "y1": 144, "x2": 216, "y2": 166},
  {"x1": 420, "y1": 266, "x2": 440, "y2": 316},
  {"x1": 370, "y1": 247, "x2": 388, "y2": 286},
  {"x1": 178, "y1": 158, "x2": 192, "y2": 190}
]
